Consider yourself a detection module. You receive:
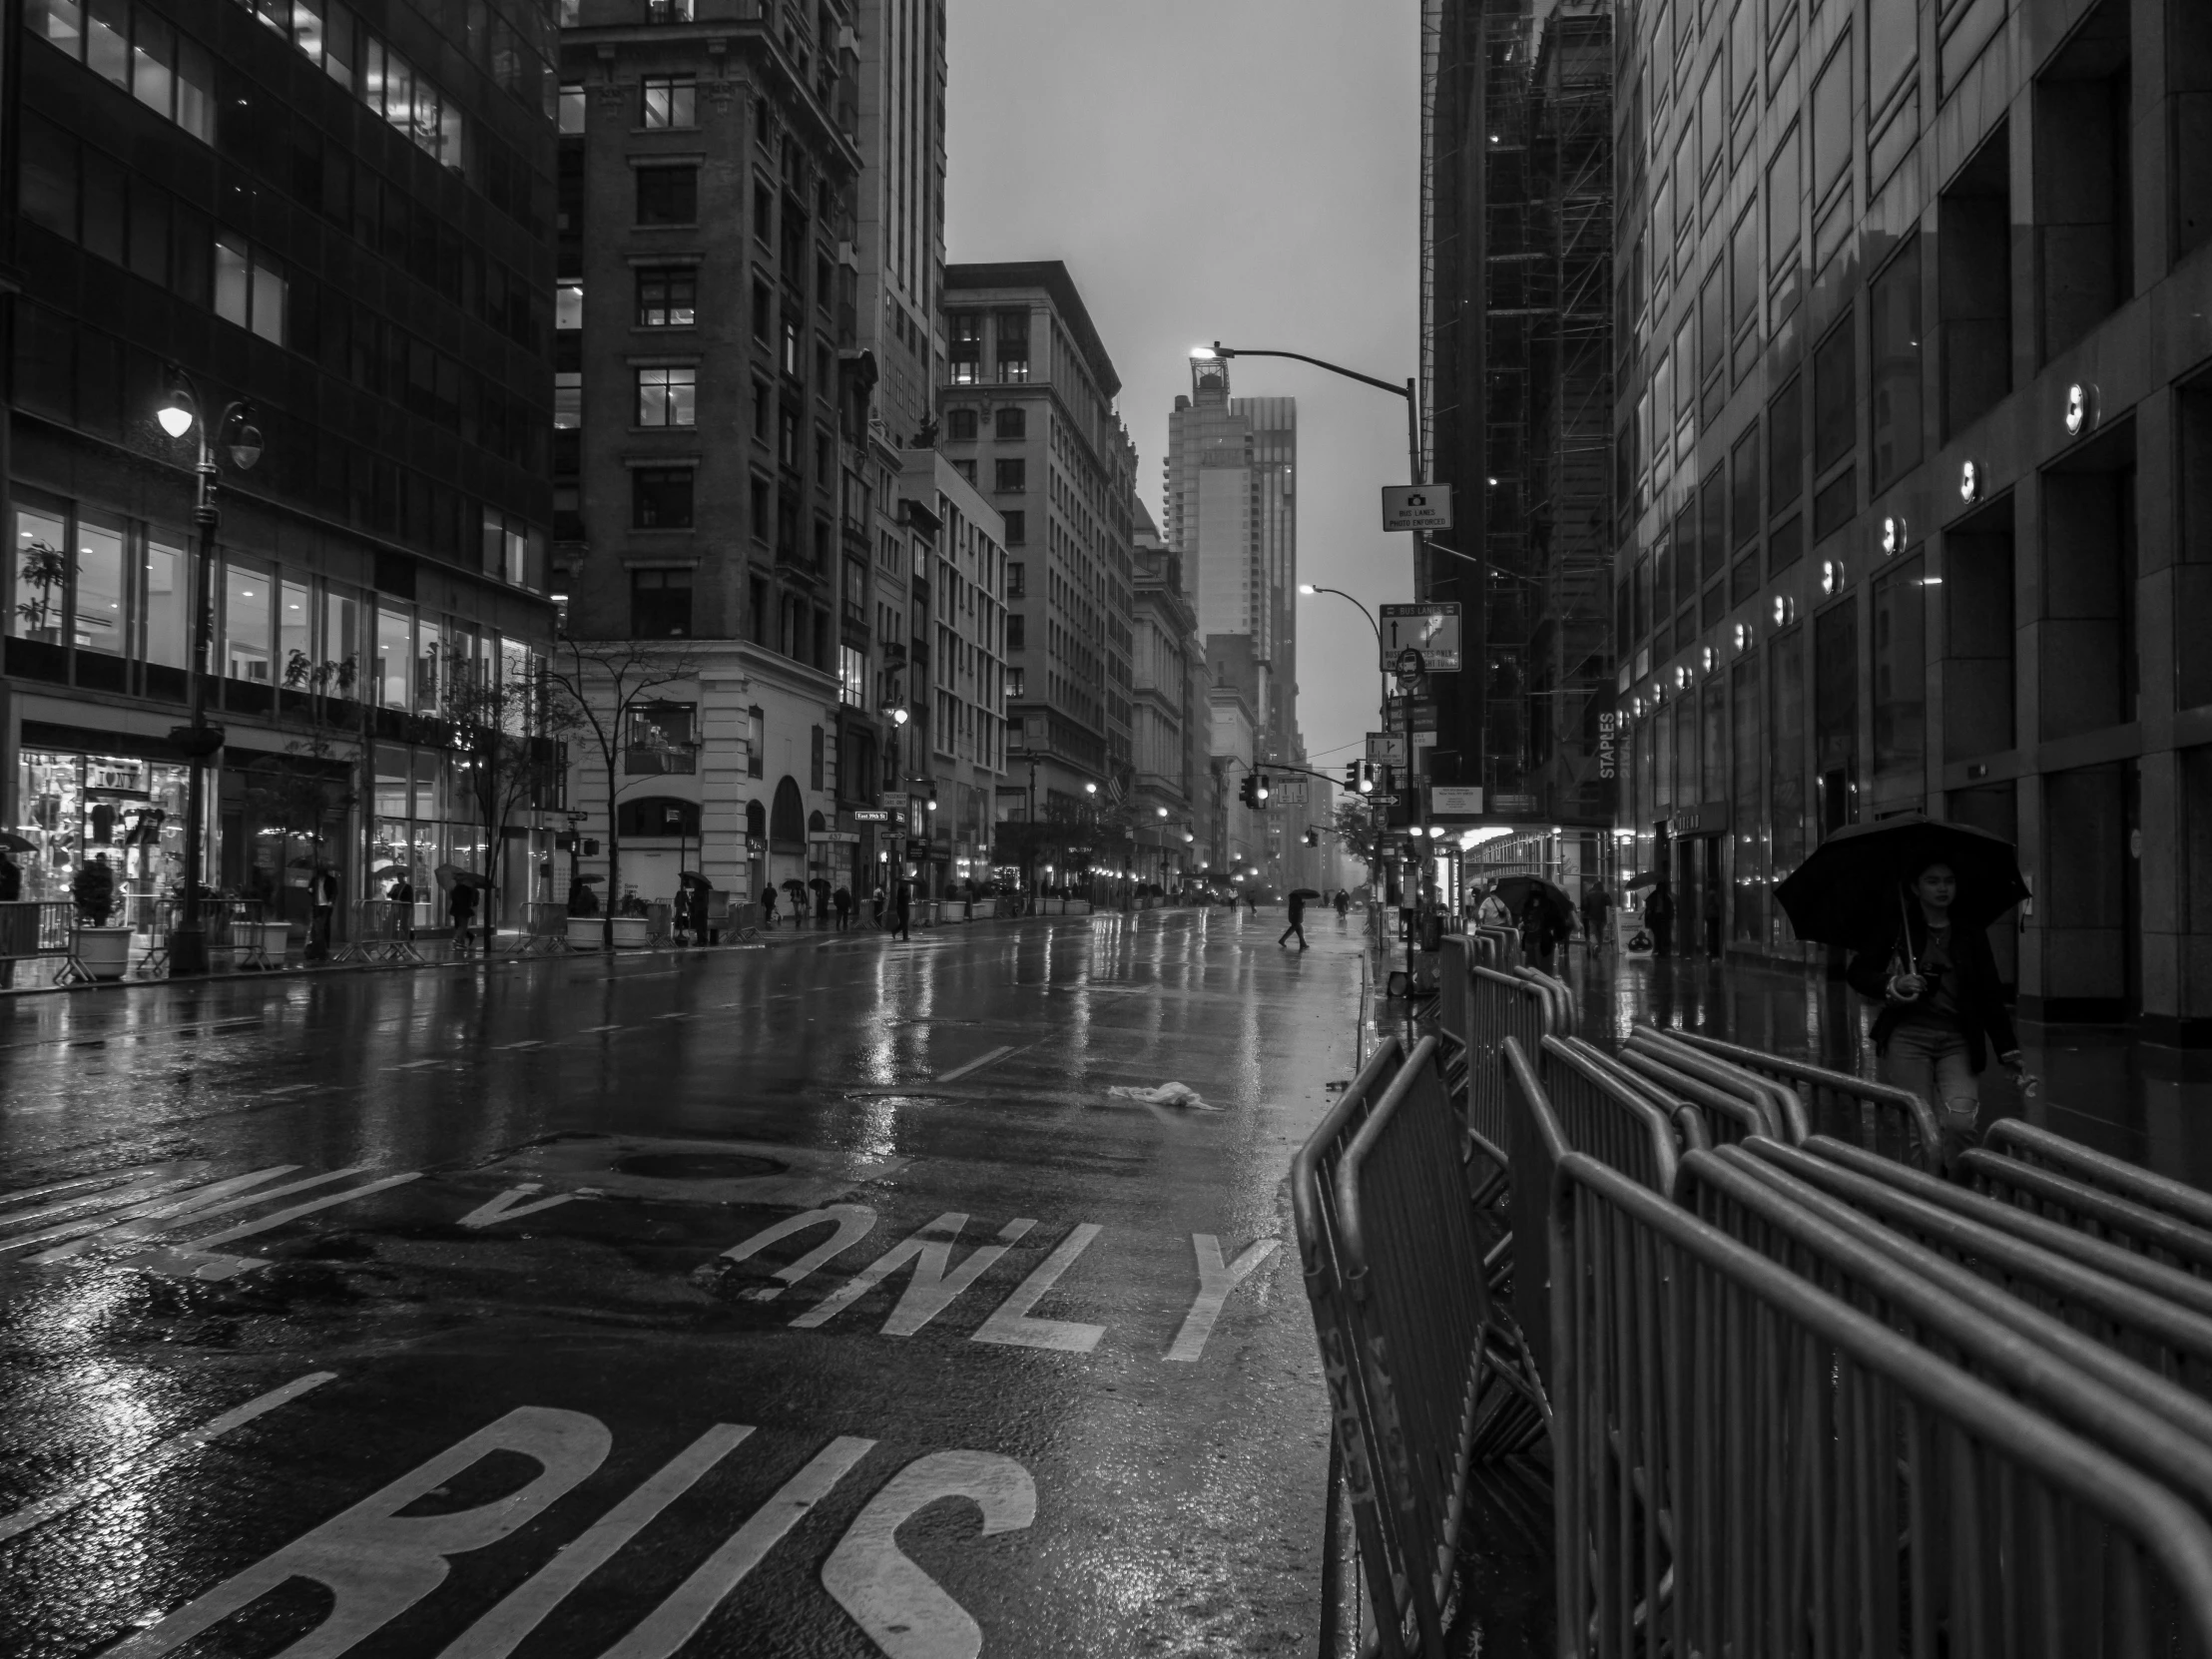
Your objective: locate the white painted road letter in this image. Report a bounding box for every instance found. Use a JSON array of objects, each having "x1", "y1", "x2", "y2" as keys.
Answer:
[
  {"x1": 1164, "y1": 1235, "x2": 1281, "y2": 1363},
  {"x1": 714, "y1": 1204, "x2": 877, "y2": 1301},
  {"x1": 969, "y1": 1224, "x2": 1105, "y2": 1353},
  {"x1": 110, "y1": 1406, "x2": 610, "y2": 1658},
  {"x1": 822, "y1": 1449, "x2": 1037, "y2": 1659},
  {"x1": 792, "y1": 1213, "x2": 1035, "y2": 1335}
]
